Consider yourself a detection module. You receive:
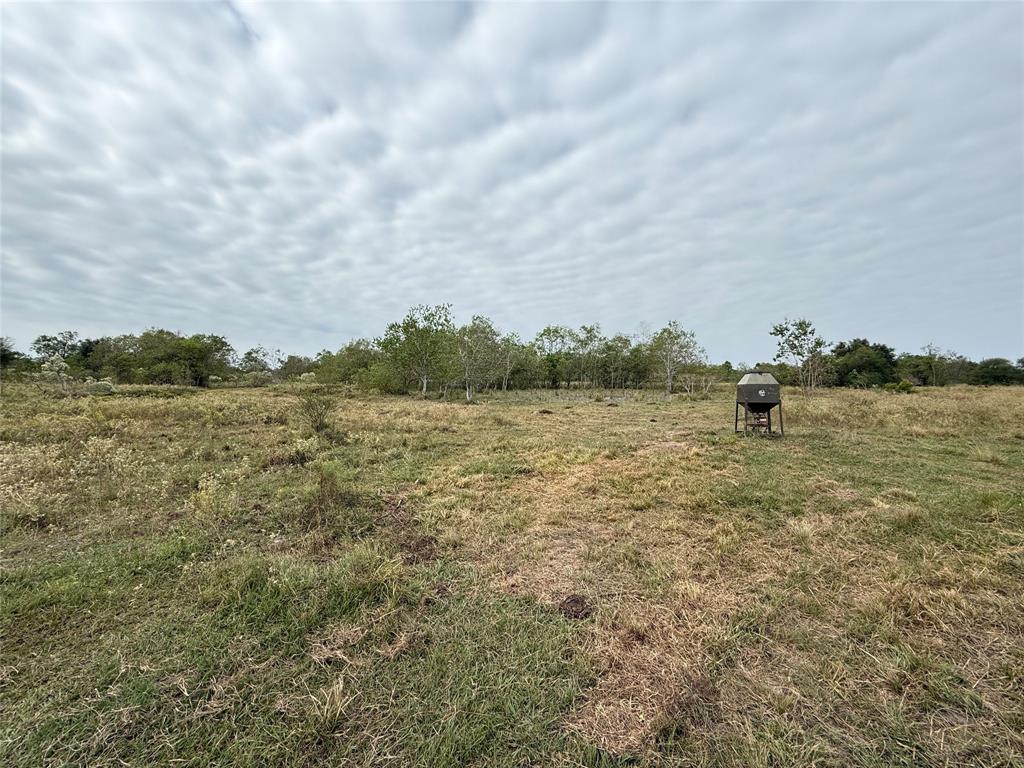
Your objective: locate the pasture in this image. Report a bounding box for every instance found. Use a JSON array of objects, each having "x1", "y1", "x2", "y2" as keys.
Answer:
[{"x1": 1, "y1": 384, "x2": 1022, "y2": 767}]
